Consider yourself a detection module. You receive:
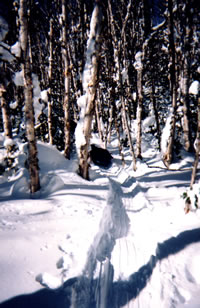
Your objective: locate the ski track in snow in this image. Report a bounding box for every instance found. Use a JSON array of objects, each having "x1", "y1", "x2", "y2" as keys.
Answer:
[{"x1": 0, "y1": 142, "x2": 200, "y2": 307}]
